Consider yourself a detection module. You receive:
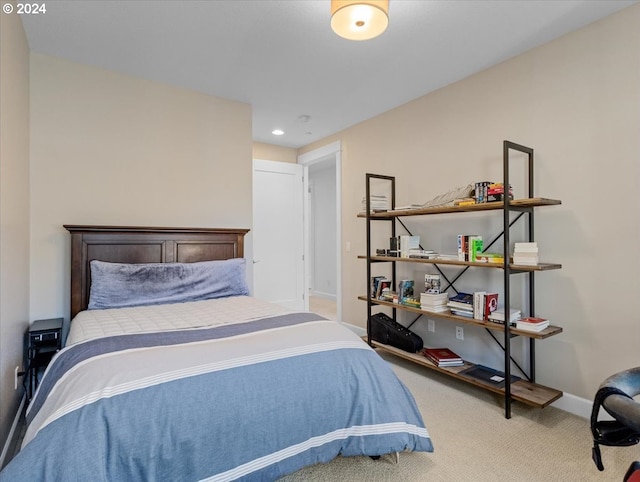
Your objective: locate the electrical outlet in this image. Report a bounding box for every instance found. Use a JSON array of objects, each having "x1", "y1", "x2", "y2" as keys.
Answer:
[
  {"x1": 427, "y1": 319, "x2": 435, "y2": 332},
  {"x1": 456, "y1": 326, "x2": 464, "y2": 340}
]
